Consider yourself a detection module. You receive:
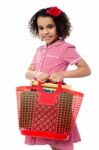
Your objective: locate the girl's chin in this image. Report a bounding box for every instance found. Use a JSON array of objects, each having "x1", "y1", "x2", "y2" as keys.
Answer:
[
  {"x1": 44, "y1": 40, "x2": 53, "y2": 45},
  {"x1": 43, "y1": 37, "x2": 59, "y2": 45},
  {"x1": 46, "y1": 42, "x2": 51, "y2": 46}
]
